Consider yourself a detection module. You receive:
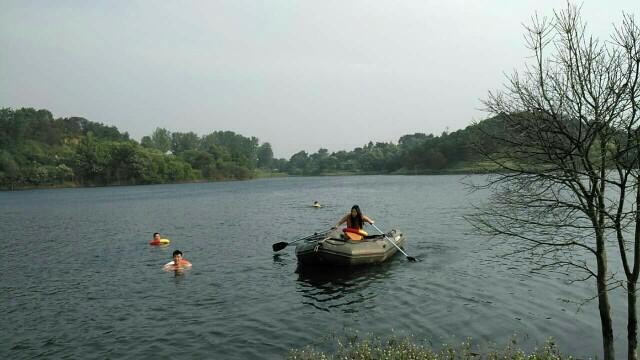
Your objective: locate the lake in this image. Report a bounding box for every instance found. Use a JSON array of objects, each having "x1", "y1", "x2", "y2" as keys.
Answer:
[{"x1": 0, "y1": 175, "x2": 626, "y2": 359}]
